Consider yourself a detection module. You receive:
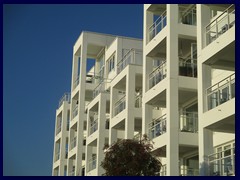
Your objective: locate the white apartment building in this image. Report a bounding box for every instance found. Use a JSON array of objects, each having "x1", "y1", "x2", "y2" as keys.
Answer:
[{"x1": 52, "y1": 4, "x2": 235, "y2": 176}]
